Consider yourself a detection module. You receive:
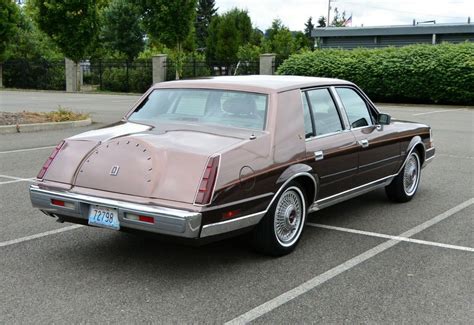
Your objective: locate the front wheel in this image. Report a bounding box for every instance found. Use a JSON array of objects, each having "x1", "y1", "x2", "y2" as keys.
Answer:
[
  {"x1": 252, "y1": 182, "x2": 307, "y2": 256},
  {"x1": 386, "y1": 151, "x2": 421, "y2": 202}
]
